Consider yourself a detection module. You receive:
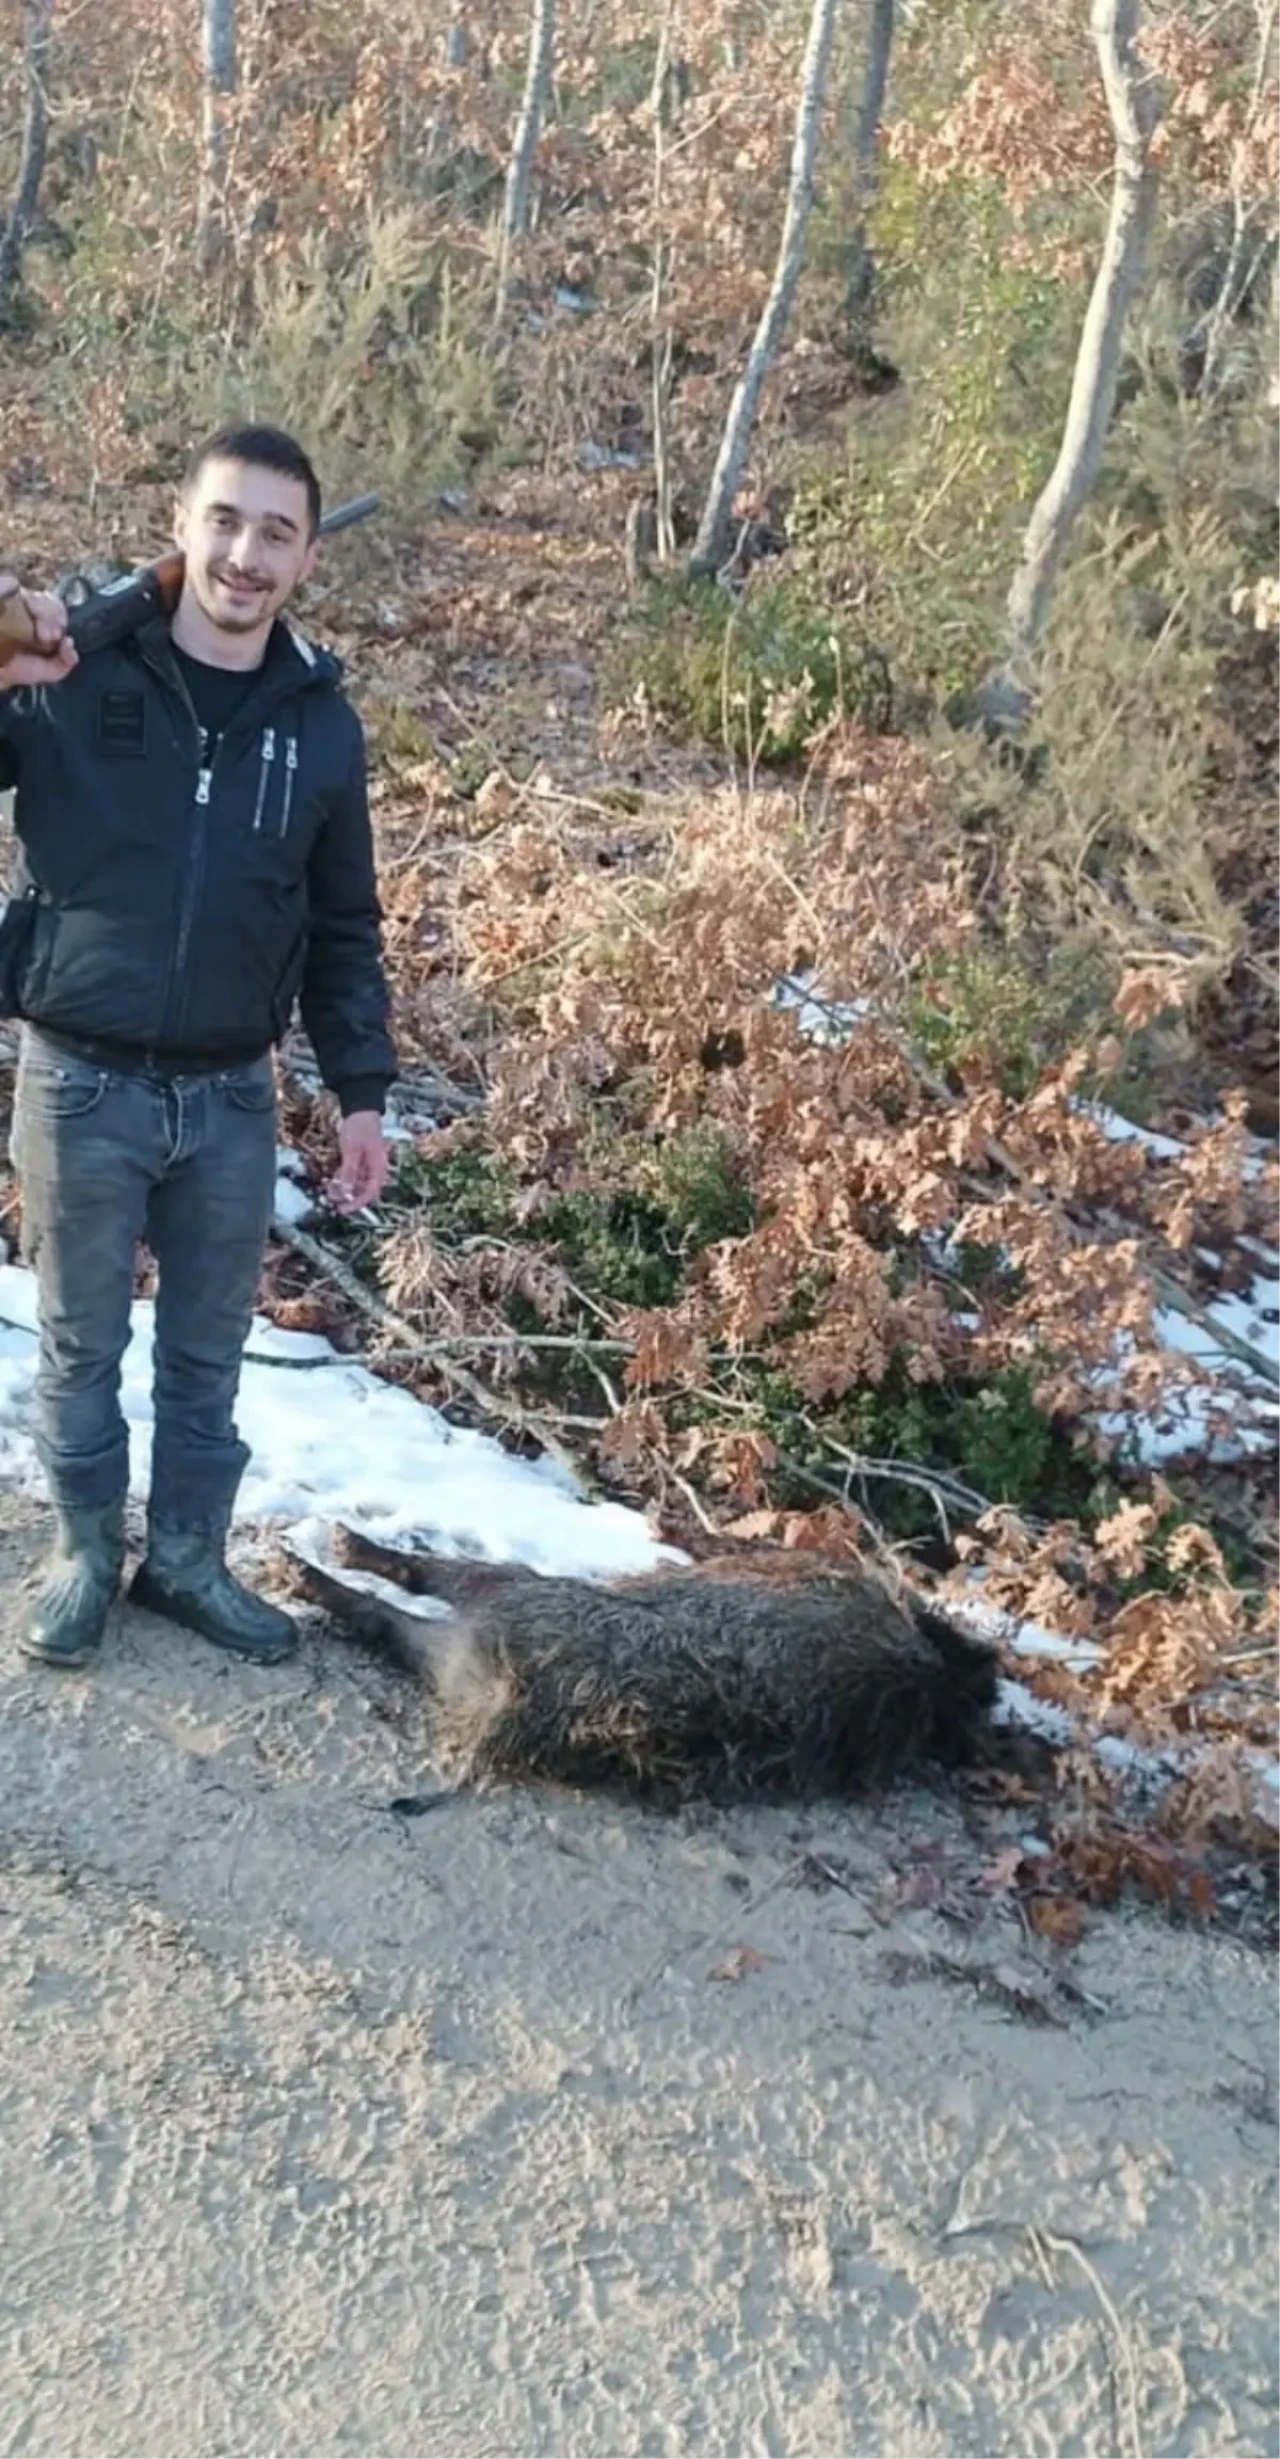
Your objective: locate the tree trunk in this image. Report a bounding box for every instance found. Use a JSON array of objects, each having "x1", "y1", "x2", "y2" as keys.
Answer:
[
  {"x1": 1196, "y1": 0, "x2": 1277, "y2": 394},
  {"x1": 197, "y1": 0, "x2": 236, "y2": 270},
  {"x1": 1000, "y1": 0, "x2": 1162, "y2": 686},
  {"x1": 844, "y1": 0, "x2": 894, "y2": 332},
  {"x1": 494, "y1": 0, "x2": 557, "y2": 319},
  {"x1": 687, "y1": 0, "x2": 840, "y2": 579},
  {"x1": 650, "y1": 0, "x2": 682, "y2": 564},
  {"x1": 0, "y1": 0, "x2": 53, "y2": 313}
]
